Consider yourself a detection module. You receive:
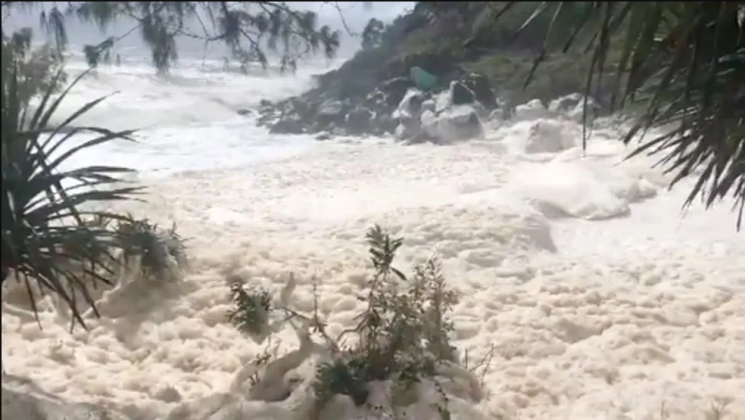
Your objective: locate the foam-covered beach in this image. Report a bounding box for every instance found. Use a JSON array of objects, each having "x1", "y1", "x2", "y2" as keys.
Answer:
[{"x1": 2, "y1": 54, "x2": 744, "y2": 420}]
